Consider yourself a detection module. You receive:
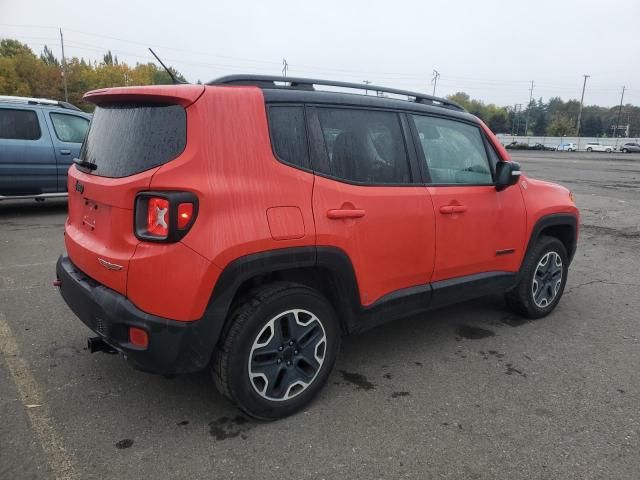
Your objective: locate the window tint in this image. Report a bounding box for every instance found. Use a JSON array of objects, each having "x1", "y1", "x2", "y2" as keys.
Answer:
[
  {"x1": 316, "y1": 108, "x2": 410, "y2": 184},
  {"x1": 0, "y1": 109, "x2": 41, "y2": 140},
  {"x1": 268, "y1": 106, "x2": 308, "y2": 168},
  {"x1": 80, "y1": 103, "x2": 186, "y2": 178},
  {"x1": 50, "y1": 113, "x2": 89, "y2": 143},
  {"x1": 412, "y1": 115, "x2": 492, "y2": 185}
]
